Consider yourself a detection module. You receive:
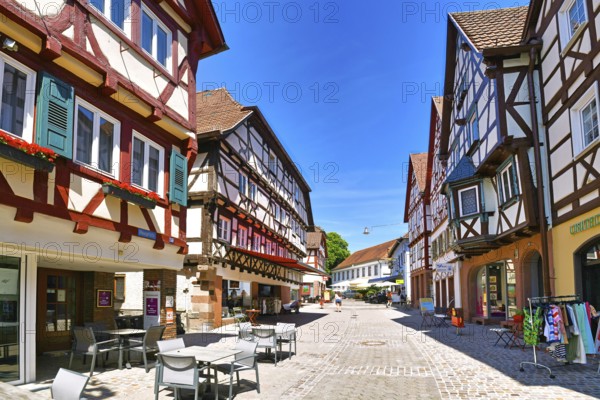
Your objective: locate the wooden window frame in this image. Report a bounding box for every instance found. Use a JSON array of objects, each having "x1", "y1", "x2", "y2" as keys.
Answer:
[
  {"x1": 114, "y1": 274, "x2": 126, "y2": 302},
  {"x1": 0, "y1": 53, "x2": 36, "y2": 142}
]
